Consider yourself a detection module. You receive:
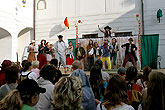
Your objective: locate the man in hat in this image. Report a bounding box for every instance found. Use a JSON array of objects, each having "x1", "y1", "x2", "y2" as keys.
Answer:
[
  {"x1": 54, "y1": 35, "x2": 67, "y2": 72},
  {"x1": 121, "y1": 38, "x2": 137, "y2": 67},
  {"x1": 99, "y1": 39, "x2": 113, "y2": 69},
  {"x1": 98, "y1": 25, "x2": 119, "y2": 38}
]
